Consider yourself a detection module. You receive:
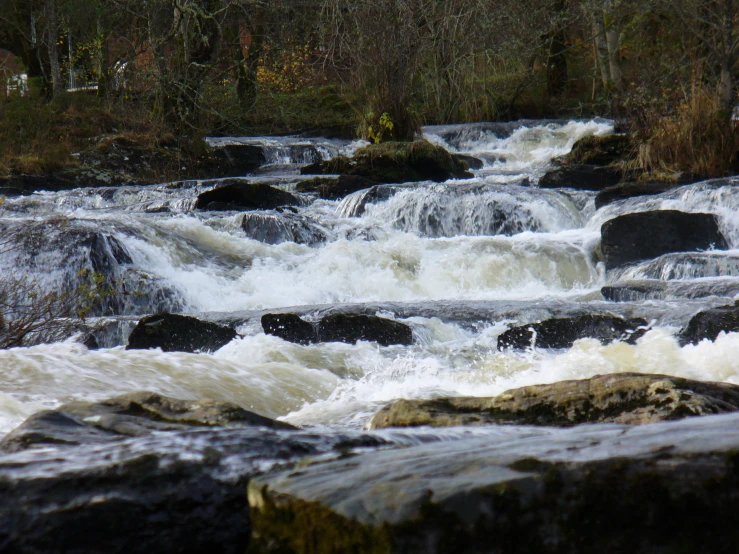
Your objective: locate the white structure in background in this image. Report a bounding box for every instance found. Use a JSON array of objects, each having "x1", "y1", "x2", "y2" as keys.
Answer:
[{"x1": 6, "y1": 73, "x2": 28, "y2": 96}]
